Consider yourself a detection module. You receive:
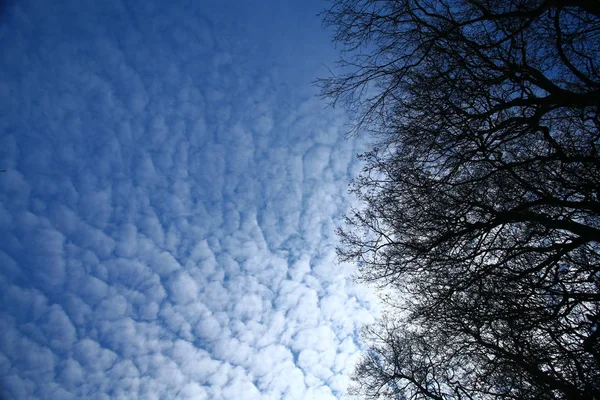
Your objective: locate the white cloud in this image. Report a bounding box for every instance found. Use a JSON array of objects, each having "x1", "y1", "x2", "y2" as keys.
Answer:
[
  {"x1": 41, "y1": 304, "x2": 77, "y2": 351},
  {"x1": 167, "y1": 270, "x2": 199, "y2": 305},
  {"x1": 0, "y1": 0, "x2": 379, "y2": 399},
  {"x1": 73, "y1": 339, "x2": 118, "y2": 373},
  {"x1": 79, "y1": 275, "x2": 109, "y2": 305},
  {"x1": 178, "y1": 382, "x2": 208, "y2": 399}
]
